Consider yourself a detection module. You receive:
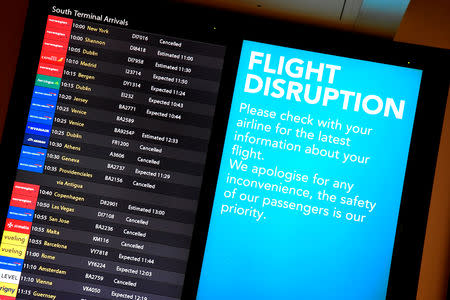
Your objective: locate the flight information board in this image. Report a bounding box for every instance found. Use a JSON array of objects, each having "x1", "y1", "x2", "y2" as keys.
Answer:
[
  {"x1": 0, "y1": 13, "x2": 225, "y2": 300},
  {"x1": 1, "y1": 2, "x2": 448, "y2": 300}
]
